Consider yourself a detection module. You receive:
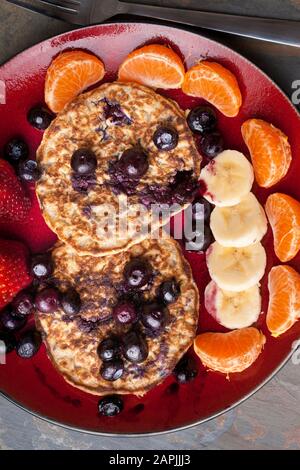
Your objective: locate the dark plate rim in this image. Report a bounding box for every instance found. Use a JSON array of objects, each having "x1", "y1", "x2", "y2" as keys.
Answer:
[{"x1": 0, "y1": 19, "x2": 299, "y2": 437}]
